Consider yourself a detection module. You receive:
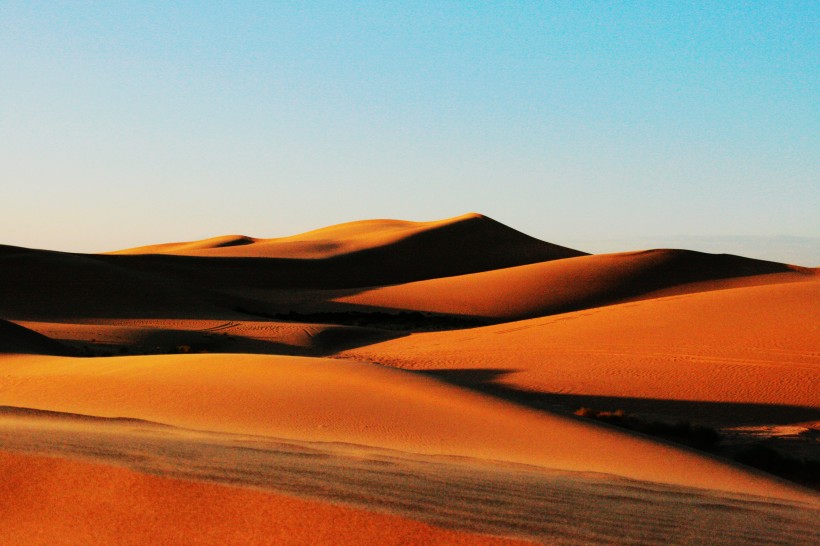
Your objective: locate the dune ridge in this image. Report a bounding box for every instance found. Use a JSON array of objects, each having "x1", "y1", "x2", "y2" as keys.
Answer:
[
  {"x1": 331, "y1": 248, "x2": 816, "y2": 320},
  {"x1": 109, "y1": 213, "x2": 585, "y2": 262}
]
